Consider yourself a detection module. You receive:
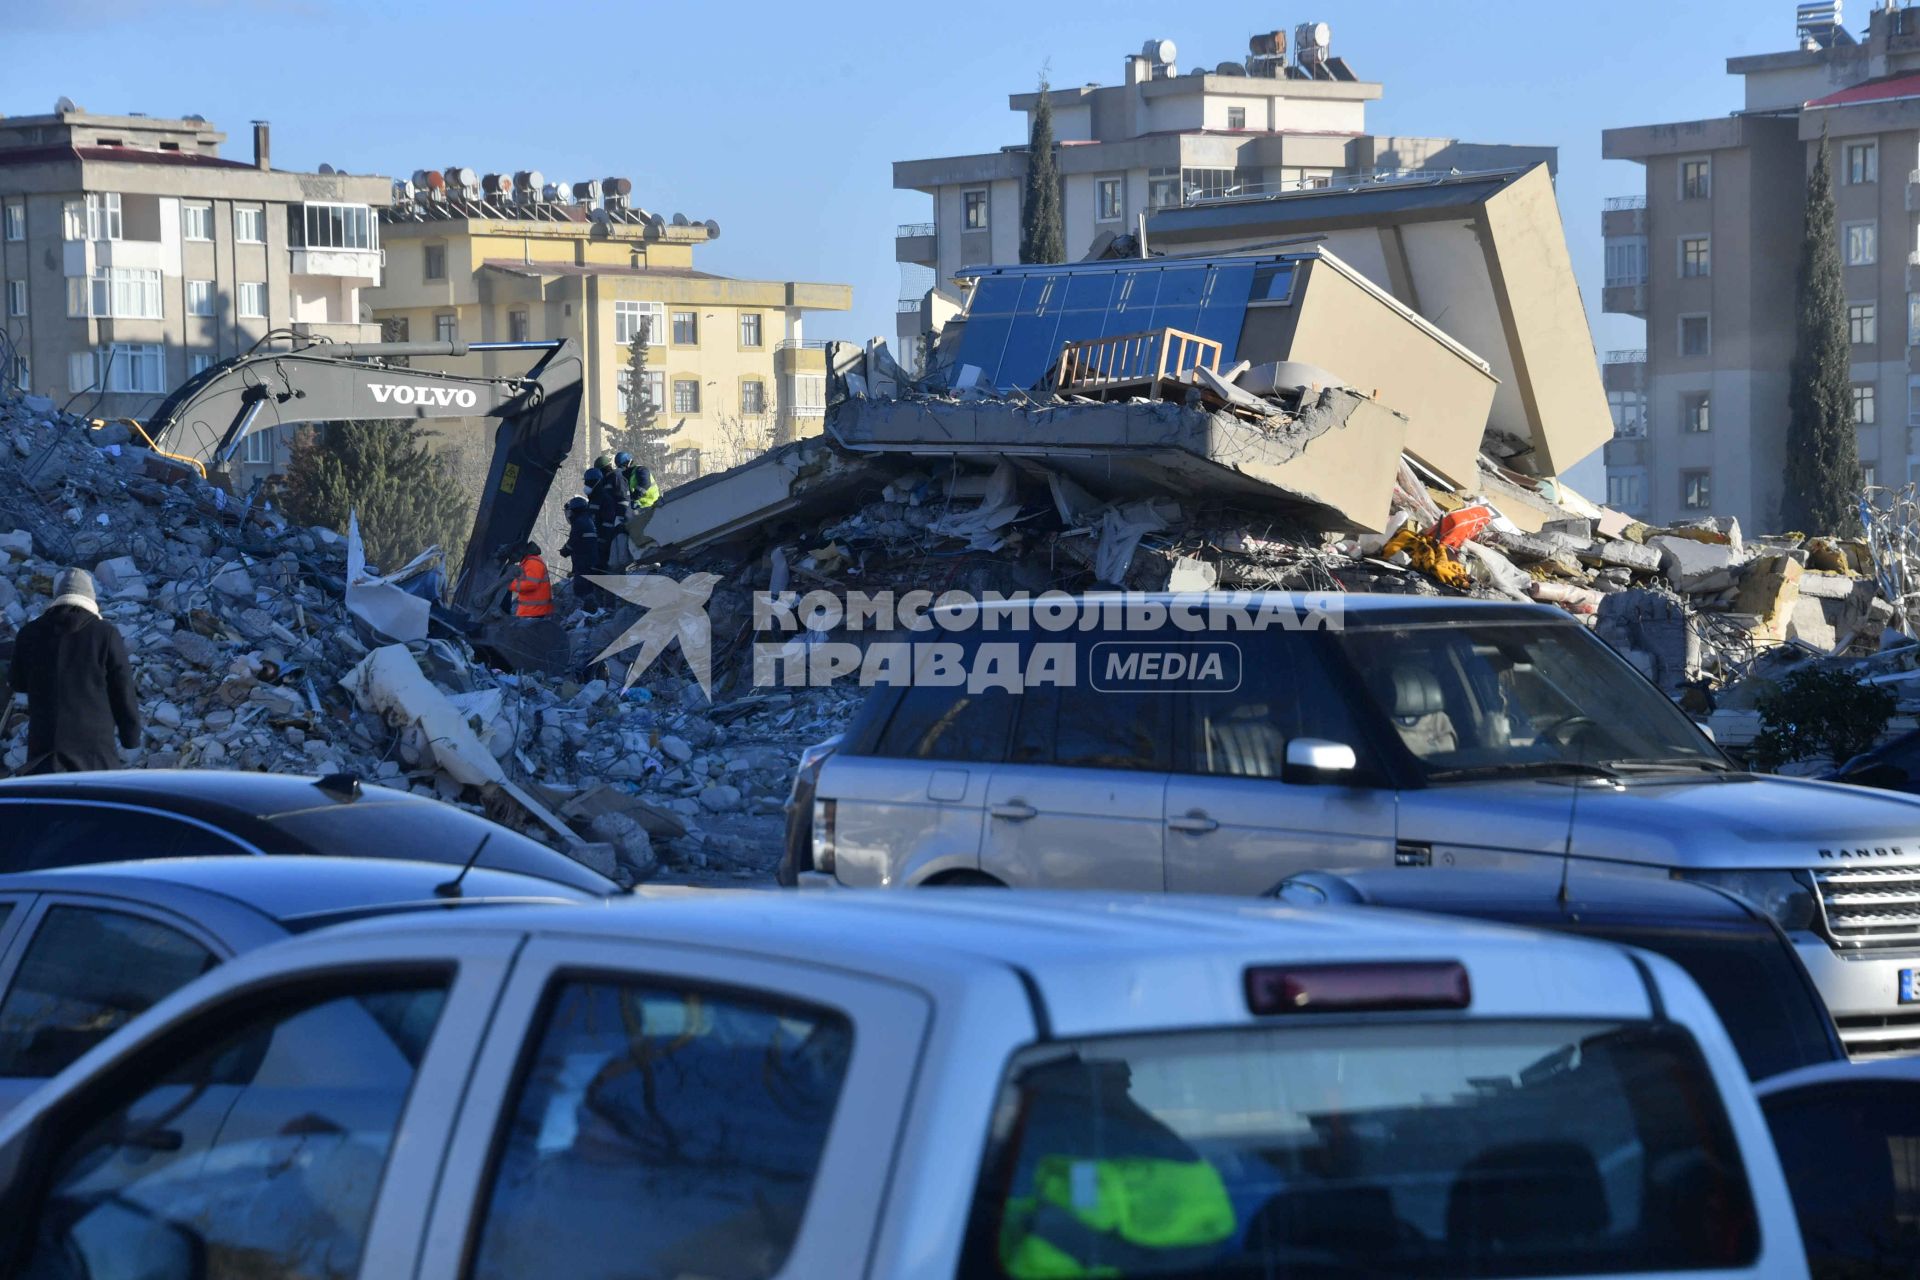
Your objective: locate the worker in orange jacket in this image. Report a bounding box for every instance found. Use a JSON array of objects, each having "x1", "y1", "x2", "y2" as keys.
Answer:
[{"x1": 508, "y1": 542, "x2": 555, "y2": 618}]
